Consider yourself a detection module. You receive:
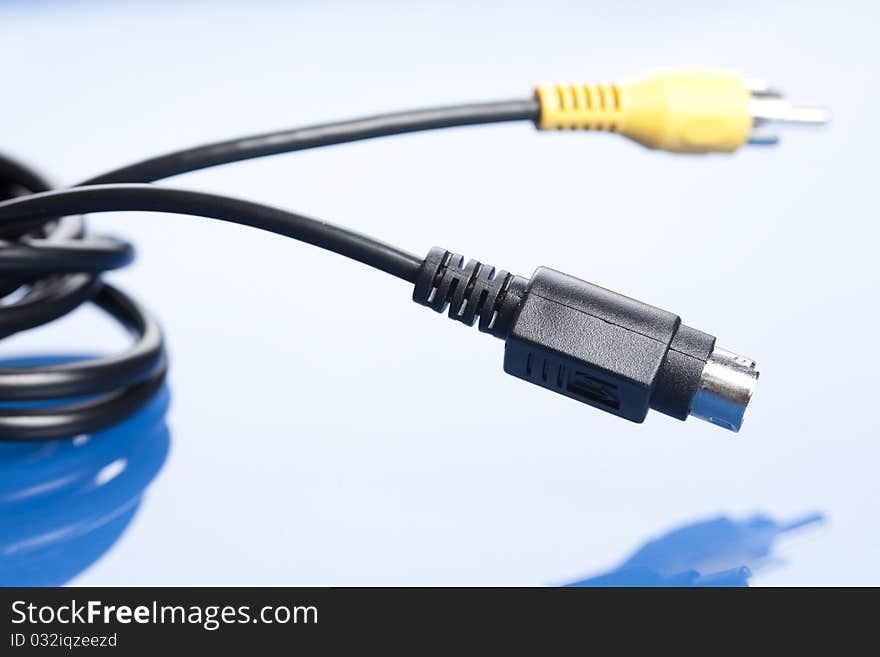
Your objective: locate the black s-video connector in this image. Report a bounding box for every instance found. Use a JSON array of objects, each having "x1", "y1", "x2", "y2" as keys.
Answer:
[{"x1": 414, "y1": 248, "x2": 757, "y2": 431}]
